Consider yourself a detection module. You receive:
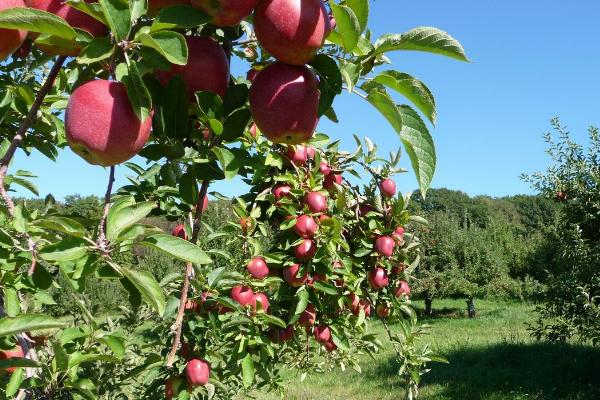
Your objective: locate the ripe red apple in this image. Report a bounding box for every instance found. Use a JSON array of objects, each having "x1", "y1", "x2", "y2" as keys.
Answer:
[
  {"x1": 0, "y1": 0, "x2": 27, "y2": 62},
  {"x1": 272, "y1": 184, "x2": 292, "y2": 201},
  {"x1": 286, "y1": 145, "x2": 308, "y2": 166},
  {"x1": 185, "y1": 358, "x2": 210, "y2": 387},
  {"x1": 172, "y1": 224, "x2": 188, "y2": 240},
  {"x1": 374, "y1": 236, "x2": 395, "y2": 257},
  {"x1": 305, "y1": 191, "x2": 327, "y2": 213},
  {"x1": 352, "y1": 299, "x2": 372, "y2": 317},
  {"x1": 165, "y1": 376, "x2": 184, "y2": 399},
  {"x1": 253, "y1": 0, "x2": 329, "y2": 65},
  {"x1": 348, "y1": 293, "x2": 360, "y2": 310},
  {"x1": 201, "y1": 195, "x2": 209, "y2": 211},
  {"x1": 392, "y1": 226, "x2": 405, "y2": 243},
  {"x1": 298, "y1": 304, "x2": 316, "y2": 326},
  {"x1": 323, "y1": 173, "x2": 342, "y2": 190},
  {"x1": 247, "y1": 68, "x2": 260, "y2": 82},
  {"x1": 148, "y1": 0, "x2": 189, "y2": 15},
  {"x1": 294, "y1": 239, "x2": 317, "y2": 259},
  {"x1": 395, "y1": 281, "x2": 411, "y2": 298},
  {"x1": 313, "y1": 325, "x2": 331, "y2": 344},
  {"x1": 65, "y1": 80, "x2": 152, "y2": 166},
  {"x1": 368, "y1": 267, "x2": 389, "y2": 290},
  {"x1": 324, "y1": 338, "x2": 337, "y2": 352},
  {"x1": 230, "y1": 285, "x2": 255, "y2": 307},
  {"x1": 270, "y1": 325, "x2": 294, "y2": 342},
  {"x1": 247, "y1": 256, "x2": 269, "y2": 279},
  {"x1": 0, "y1": 345, "x2": 24, "y2": 374},
  {"x1": 379, "y1": 178, "x2": 396, "y2": 198},
  {"x1": 306, "y1": 145, "x2": 316, "y2": 159},
  {"x1": 283, "y1": 263, "x2": 308, "y2": 287},
  {"x1": 376, "y1": 304, "x2": 390, "y2": 318},
  {"x1": 249, "y1": 62, "x2": 319, "y2": 144},
  {"x1": 253, "y1": 292, "x2": 270, "y2": 314},
  {"x1": 319, "y1": 162, "x2": 331, "y2": 176},
  {"x1": 156, "y1": 36, "x2": 229, "y2": 99},
  {"x1": 191, "y1": 0, "x2": 258, "y2": 26},
  {"x1": 294, "y1": 215, "x2": 317, "y2": 238}
]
